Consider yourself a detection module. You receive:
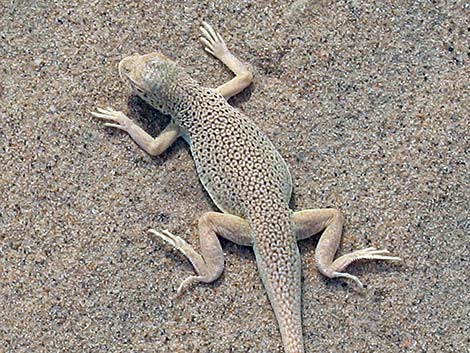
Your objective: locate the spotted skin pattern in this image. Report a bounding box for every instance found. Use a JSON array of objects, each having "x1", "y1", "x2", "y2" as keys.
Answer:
[{"x1": 92, "y1": 22, "x2": 401, "y2": 353}]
